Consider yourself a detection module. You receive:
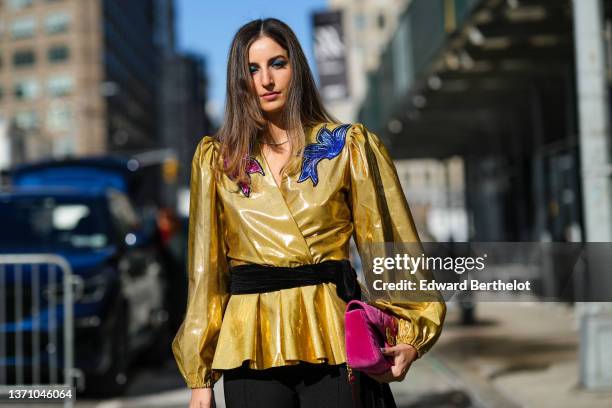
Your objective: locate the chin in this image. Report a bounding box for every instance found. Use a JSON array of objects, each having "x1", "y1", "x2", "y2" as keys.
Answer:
[{"x1": 262, "y1": 102, "x2": 286, "y2": 115}]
